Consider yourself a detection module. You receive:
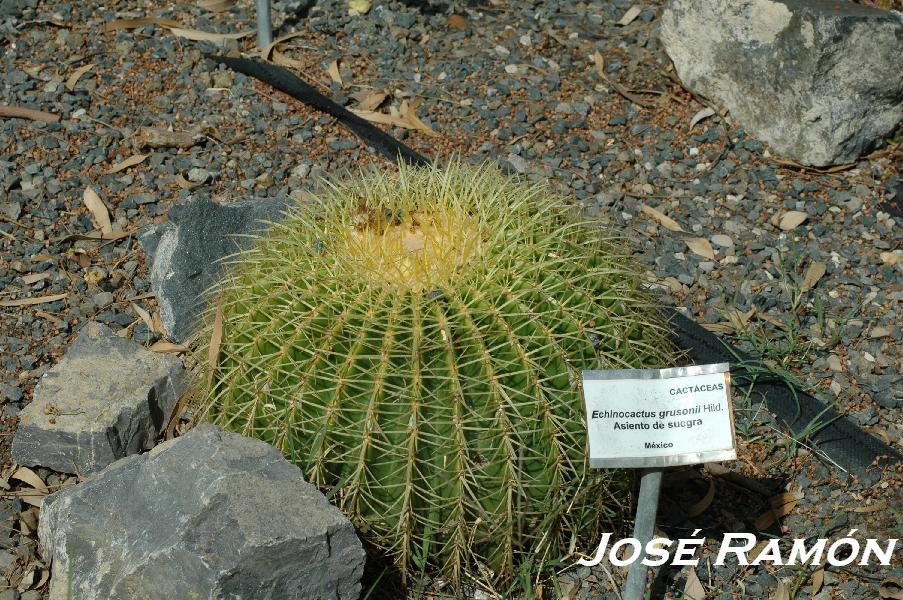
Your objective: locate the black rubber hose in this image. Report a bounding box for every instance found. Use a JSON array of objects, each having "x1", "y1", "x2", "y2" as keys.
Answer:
[{"x1": 206, "y1": 55, "x2": 900, "y2": 476}]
